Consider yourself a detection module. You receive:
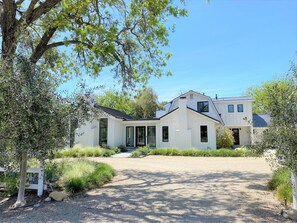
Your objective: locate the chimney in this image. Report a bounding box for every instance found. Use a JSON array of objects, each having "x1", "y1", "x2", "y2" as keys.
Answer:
[
  {"x1": 179, "y1": 97, "x2": 187, "y2": 132},
  {"x1": 215, "y1": 94, "x2": 218, "y2": 99}
]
